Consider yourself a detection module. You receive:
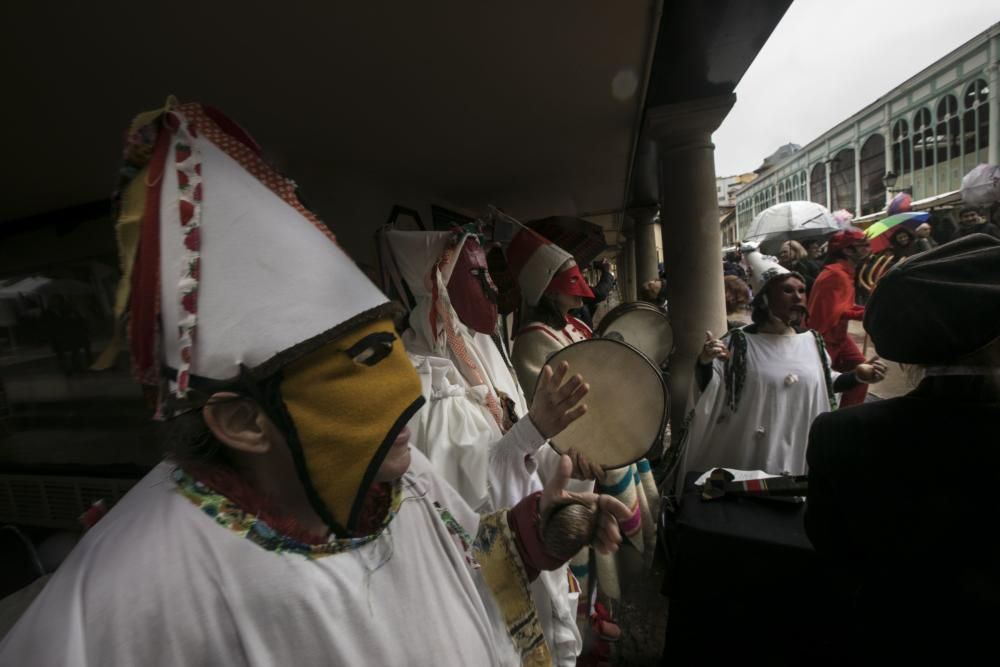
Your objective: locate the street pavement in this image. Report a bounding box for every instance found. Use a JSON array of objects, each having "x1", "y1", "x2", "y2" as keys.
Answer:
[{"x1": 847, "y1": 319, "x2": 920, "y2": 400}]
